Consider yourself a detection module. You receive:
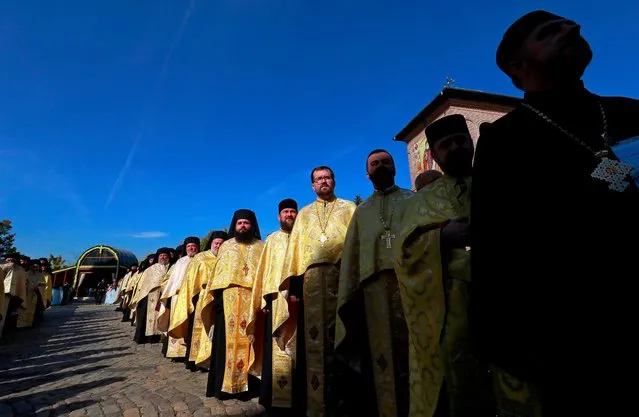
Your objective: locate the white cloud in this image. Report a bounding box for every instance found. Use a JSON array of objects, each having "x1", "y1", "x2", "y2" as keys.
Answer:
[{"x1": 130, "y1": 231, "x2": 168, "y2": 239}]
